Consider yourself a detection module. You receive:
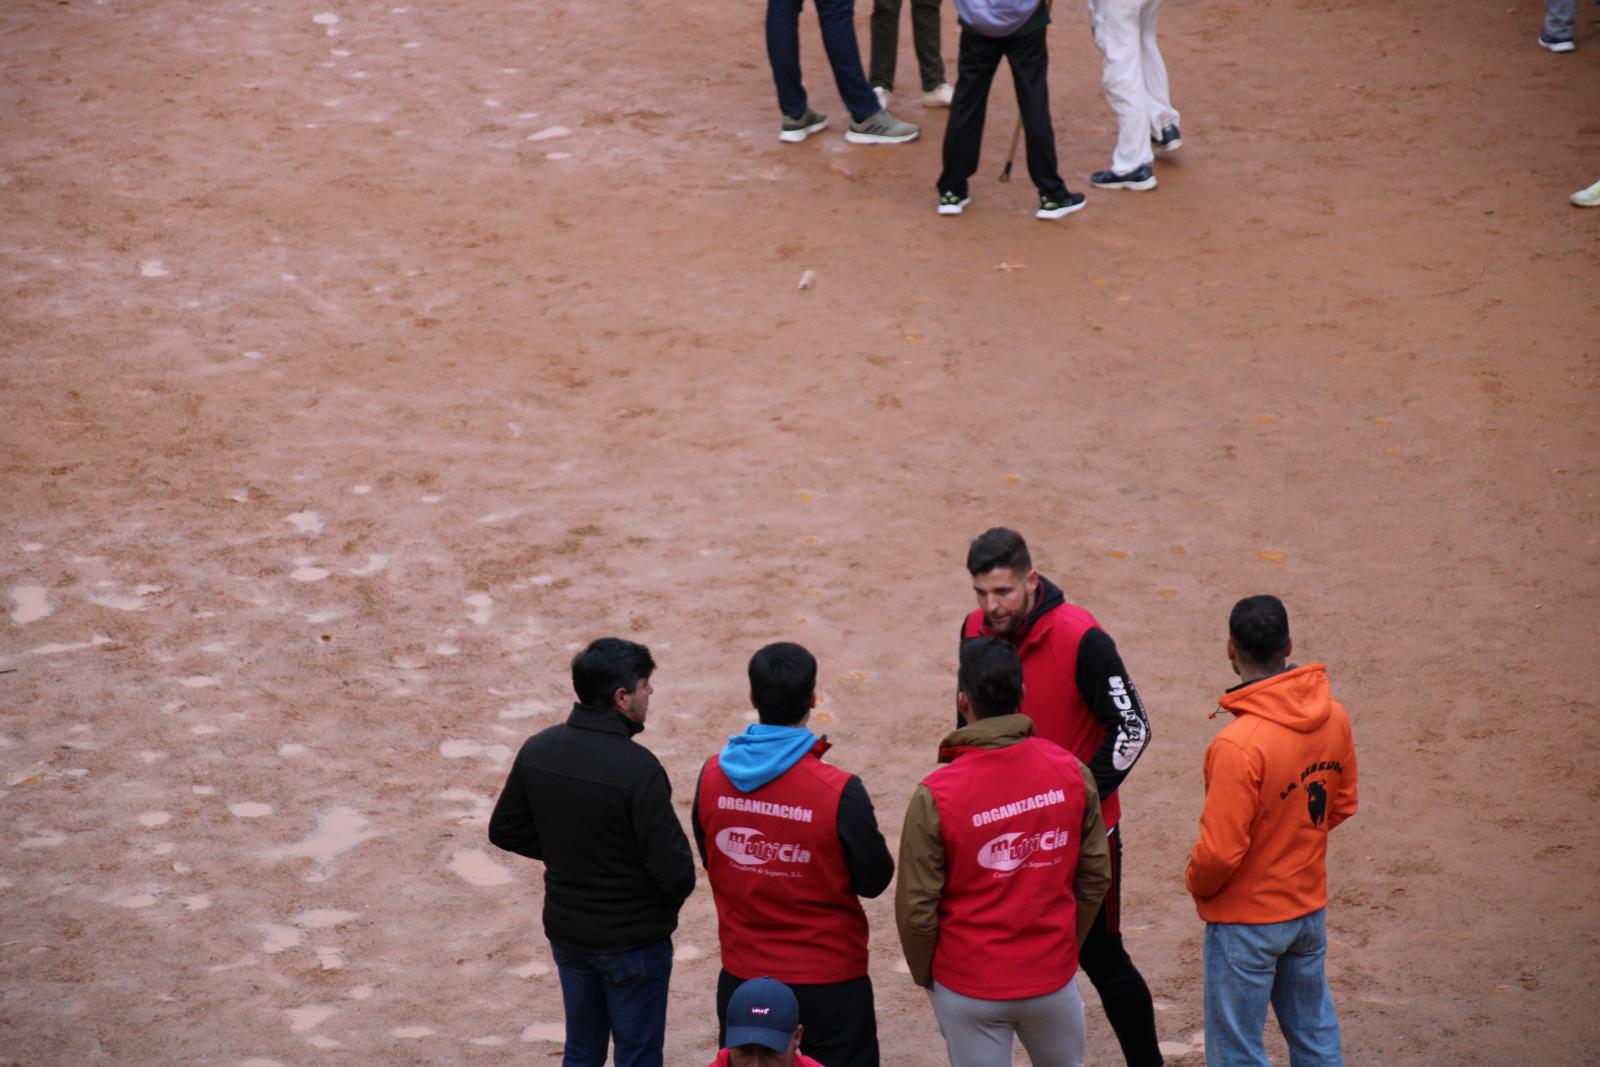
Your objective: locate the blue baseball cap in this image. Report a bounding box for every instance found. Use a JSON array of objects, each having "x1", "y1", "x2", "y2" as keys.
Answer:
[{"x1": 725, "y1": 977, "x2": 800, "y2": 1052}]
